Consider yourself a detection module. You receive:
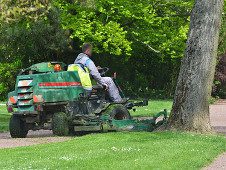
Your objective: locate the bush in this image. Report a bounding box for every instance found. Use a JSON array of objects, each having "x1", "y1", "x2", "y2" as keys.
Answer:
[{"x1": 0, "y1": 62, "x2": 21, "y2": 100}]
